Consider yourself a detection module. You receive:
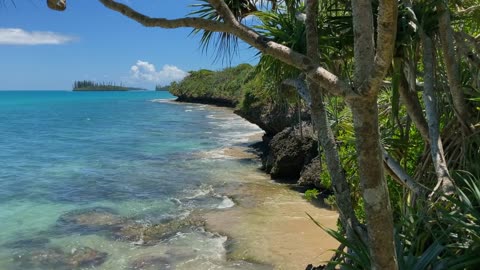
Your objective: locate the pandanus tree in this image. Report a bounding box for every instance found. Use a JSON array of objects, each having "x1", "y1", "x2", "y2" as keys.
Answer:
[
  {"x1": 45, "y1": 0, "x2": 400, "y2": 268},
  {"x1": 45, "y1": 0, "x2": 480, "y2": 268}
]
